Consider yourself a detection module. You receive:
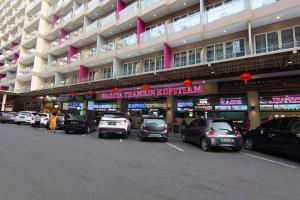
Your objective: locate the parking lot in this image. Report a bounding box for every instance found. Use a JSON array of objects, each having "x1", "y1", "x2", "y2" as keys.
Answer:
[{"x1": 0, "y1": 123, "x2": 299, "y2": 200}]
